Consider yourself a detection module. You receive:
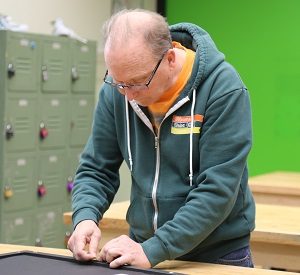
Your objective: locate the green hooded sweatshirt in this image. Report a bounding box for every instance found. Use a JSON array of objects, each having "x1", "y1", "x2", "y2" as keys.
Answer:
[{"x1": 72, "y1": 22, "x2": 255, "y2": 267}]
